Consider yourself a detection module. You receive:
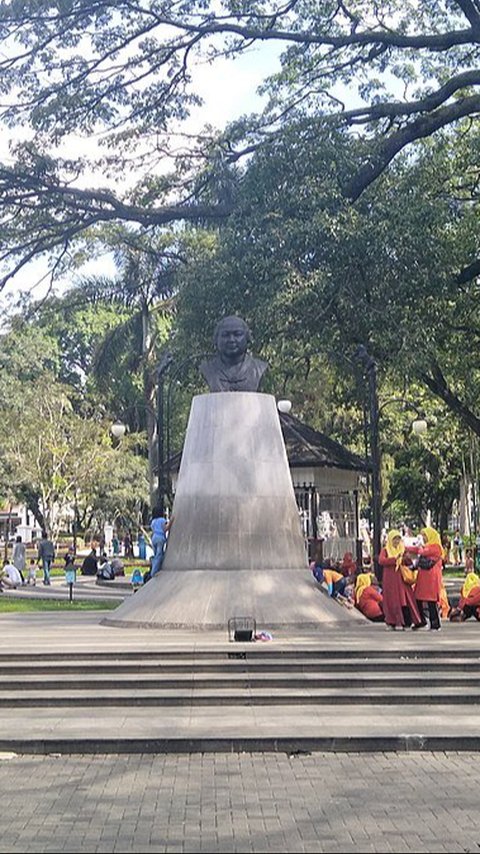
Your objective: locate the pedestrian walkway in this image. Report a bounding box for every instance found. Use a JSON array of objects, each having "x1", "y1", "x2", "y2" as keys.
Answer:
[
  {"x1": 1, "y1": 606, "x2": 480, "y2": 851},
  {"x1": 0, "y1": 750, "x2": 477, "y2": 852}
]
